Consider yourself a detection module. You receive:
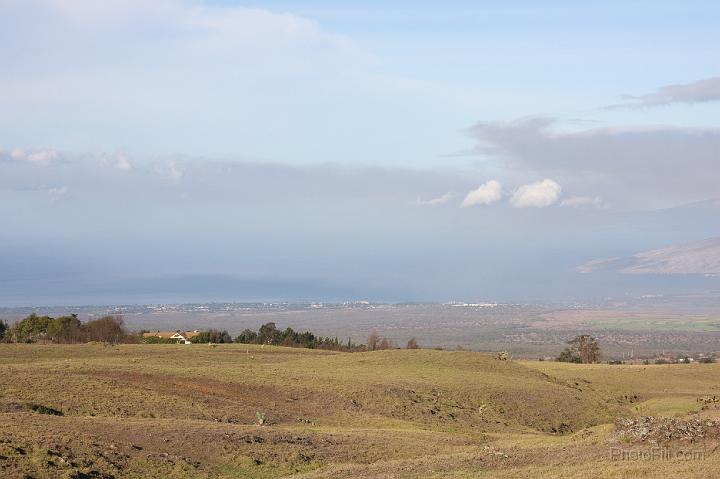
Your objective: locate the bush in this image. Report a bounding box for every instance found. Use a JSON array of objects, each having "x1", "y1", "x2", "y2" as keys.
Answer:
[
  {"x1": 191, "y1": 329, "x2": 233, "y2": 344},
  {"x1": 30, "y1": 404, "x2": 64, "y2": 416},
  {"x1": 557, "y1": 335, "x2": 600, "y2": 363},
  {"x1": 232, "y1": 322, "x2": 363, "y2": 352},
  {"x1": 377, "y1": 337, "x2": 395, "y2": 350},
  {"x1": 142, "y1": 335, "x2": 176, "y2": 344}
]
